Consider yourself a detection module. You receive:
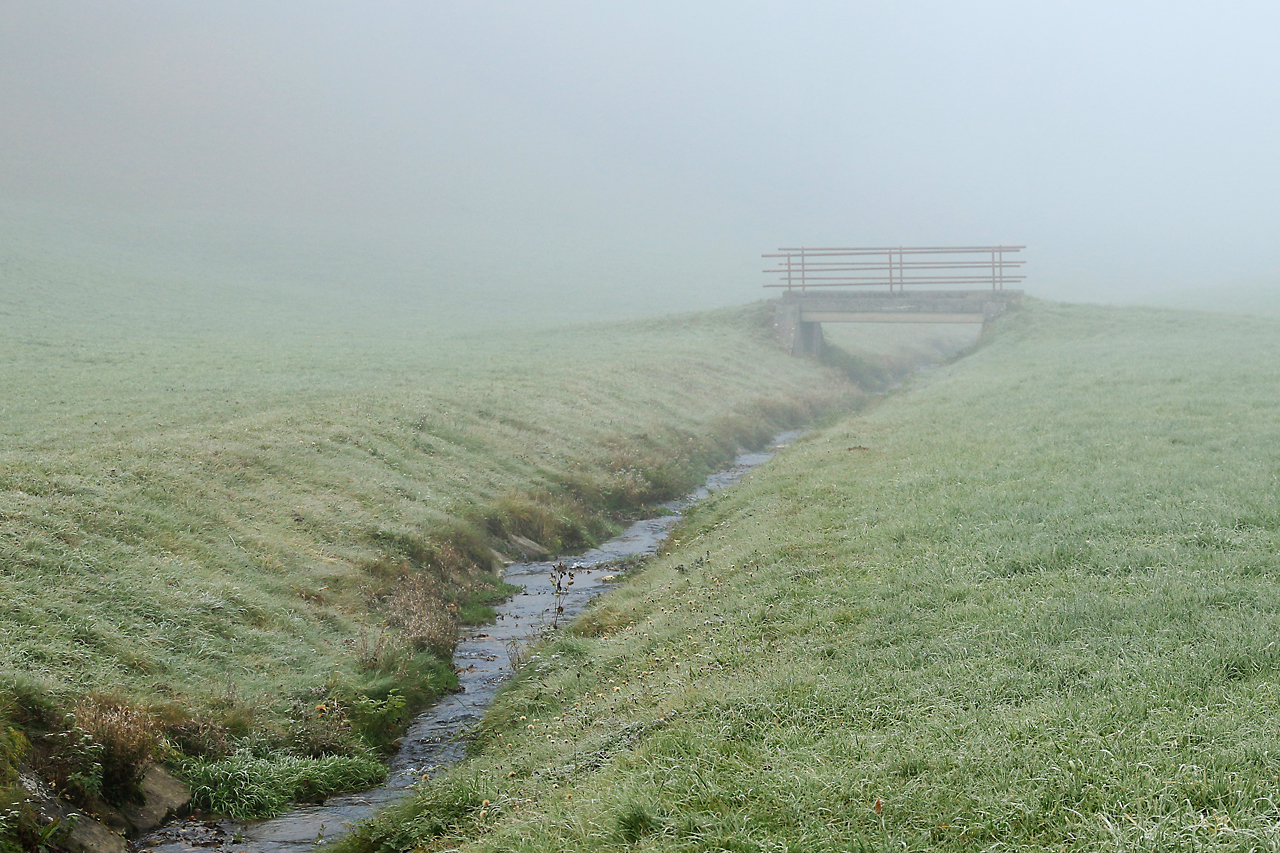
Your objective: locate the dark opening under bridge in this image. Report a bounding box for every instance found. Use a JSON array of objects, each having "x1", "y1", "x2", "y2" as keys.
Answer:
[{"x1": 764, "y1": 245, "x2": 1025, "y2": 355}]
